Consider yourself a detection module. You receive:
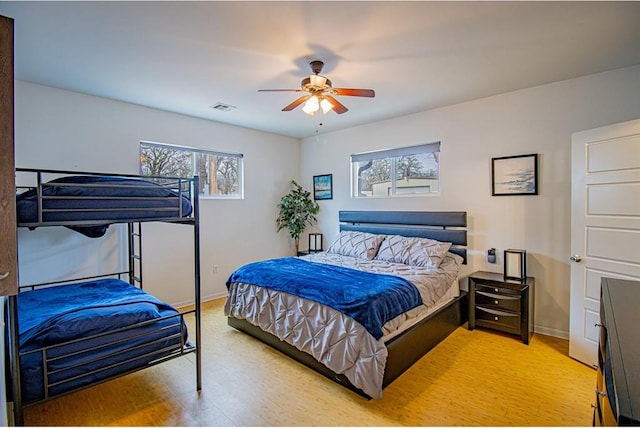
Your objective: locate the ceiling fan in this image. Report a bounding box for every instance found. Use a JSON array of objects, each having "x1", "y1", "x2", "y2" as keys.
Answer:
[{"x1": 258, "y1": 60, "x2": 375, "y2": 115}]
